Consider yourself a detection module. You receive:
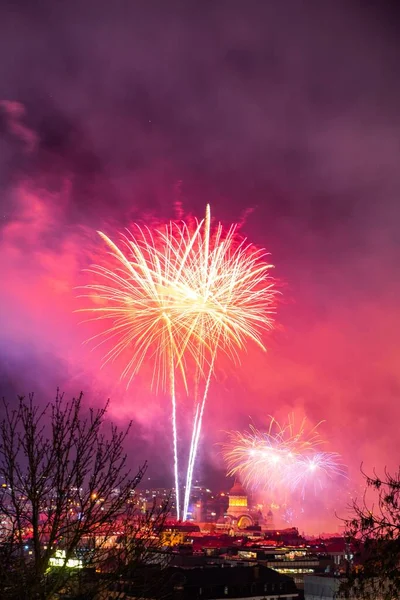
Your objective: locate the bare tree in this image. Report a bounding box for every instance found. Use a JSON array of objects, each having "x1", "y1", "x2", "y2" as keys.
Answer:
[
  {"x1": 339, "y1": 465, "x2": 400, "y2": 599},
  {"x1": 0, "y1": 391, "x2": 170, "y2": 600}
]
